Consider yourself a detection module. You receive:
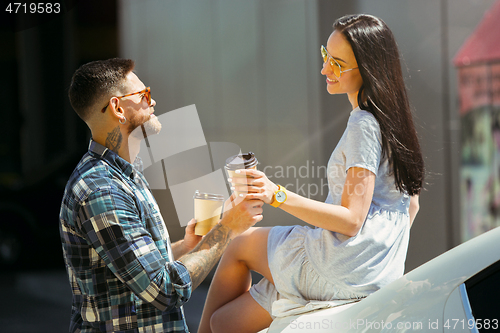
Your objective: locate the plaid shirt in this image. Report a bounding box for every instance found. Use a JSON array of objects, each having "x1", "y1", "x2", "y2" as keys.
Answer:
[{"x1": 59, "y1": 140, "x2": 192, "y2": 333}]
